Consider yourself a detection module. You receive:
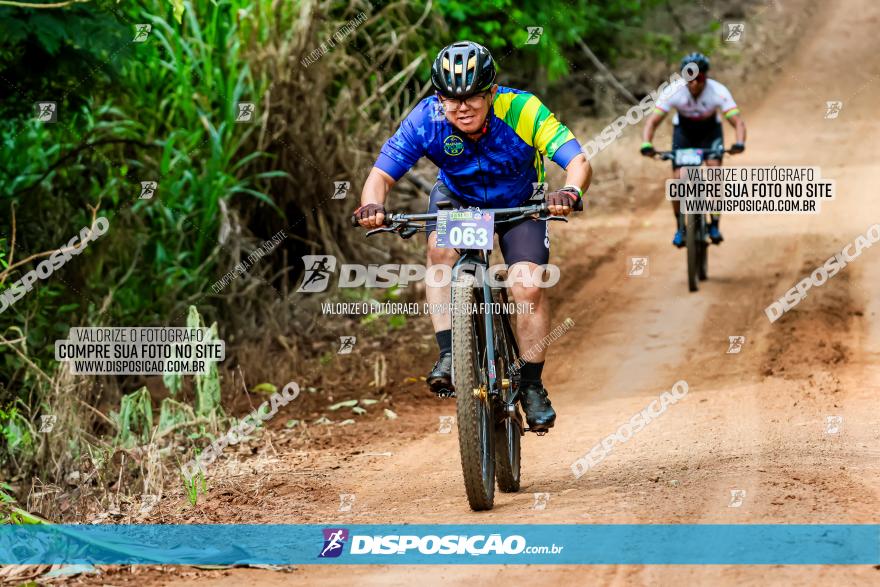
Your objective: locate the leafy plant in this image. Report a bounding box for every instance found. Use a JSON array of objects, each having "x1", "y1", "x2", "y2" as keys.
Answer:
[
  {"x1": 180, "y1": 467, "x2": 206, "y2": 506},
  {"x1": 111, "y1": 387, "x2": 154, "y2": 448}
]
